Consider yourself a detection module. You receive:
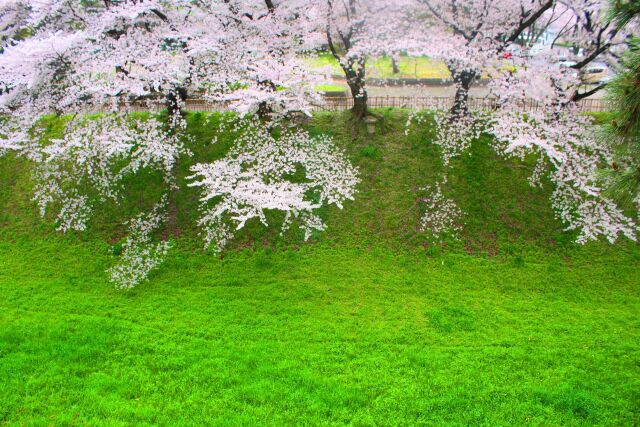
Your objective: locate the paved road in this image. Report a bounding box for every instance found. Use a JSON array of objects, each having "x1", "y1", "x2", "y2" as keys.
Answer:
[
  {"x1": 365, "y1": 84, "x2": 605, "y2": 99},
  {"x1": 366, "y1": 84, "x2": 491, "y2": 98},
  {"x1": 331, "y1": 79, "x2": 605, "y2": 99}
]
